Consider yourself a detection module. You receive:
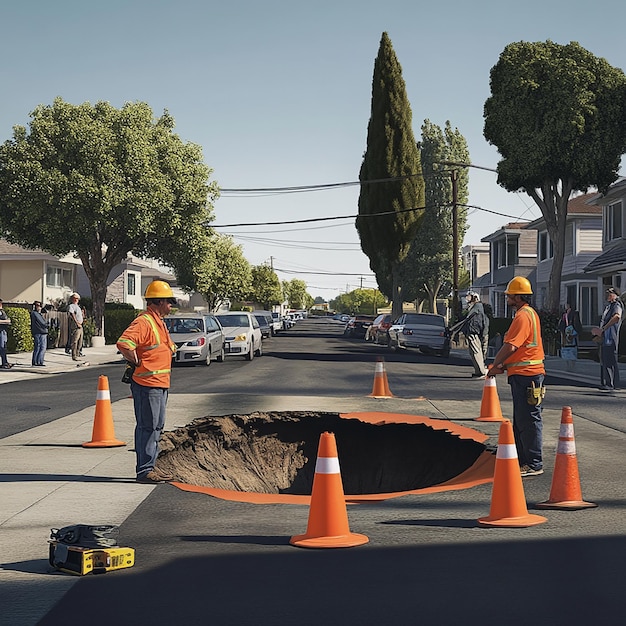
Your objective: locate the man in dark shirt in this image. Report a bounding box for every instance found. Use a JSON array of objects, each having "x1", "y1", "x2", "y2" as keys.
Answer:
[{"x1": 30, "y1": 301, "x2": 49, "y2": 366}]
